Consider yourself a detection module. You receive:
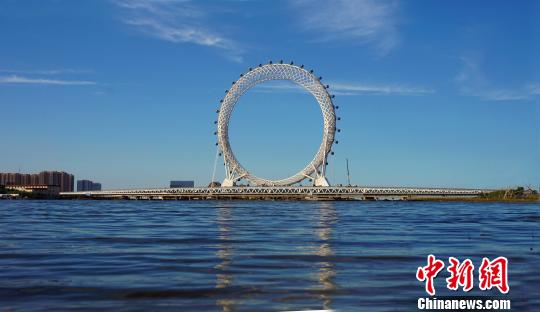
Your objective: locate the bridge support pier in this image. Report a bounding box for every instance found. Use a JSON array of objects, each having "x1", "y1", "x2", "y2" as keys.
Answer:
[
  {"x1": 313, "y1": 176, "x2": 330, "y2": 187},
  {"x1": 222, "y1": 178, "x2": 235, "y2": 187}
]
